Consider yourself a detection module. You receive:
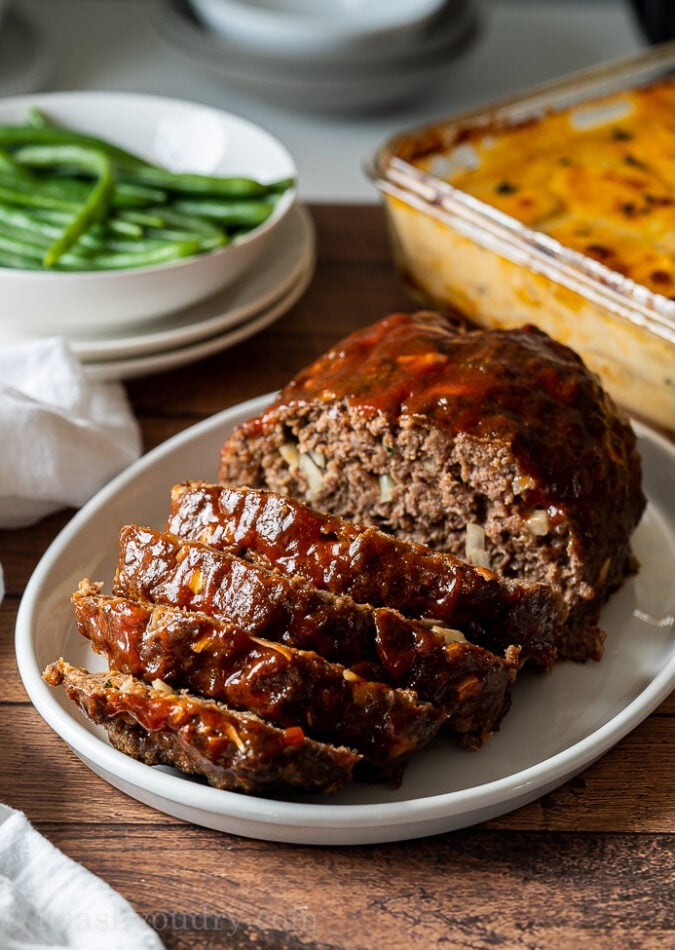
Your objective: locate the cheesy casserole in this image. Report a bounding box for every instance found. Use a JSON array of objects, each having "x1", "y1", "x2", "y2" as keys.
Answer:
[{"x1": 419, "y1": 80, "x2": 675, "y2": 299}]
